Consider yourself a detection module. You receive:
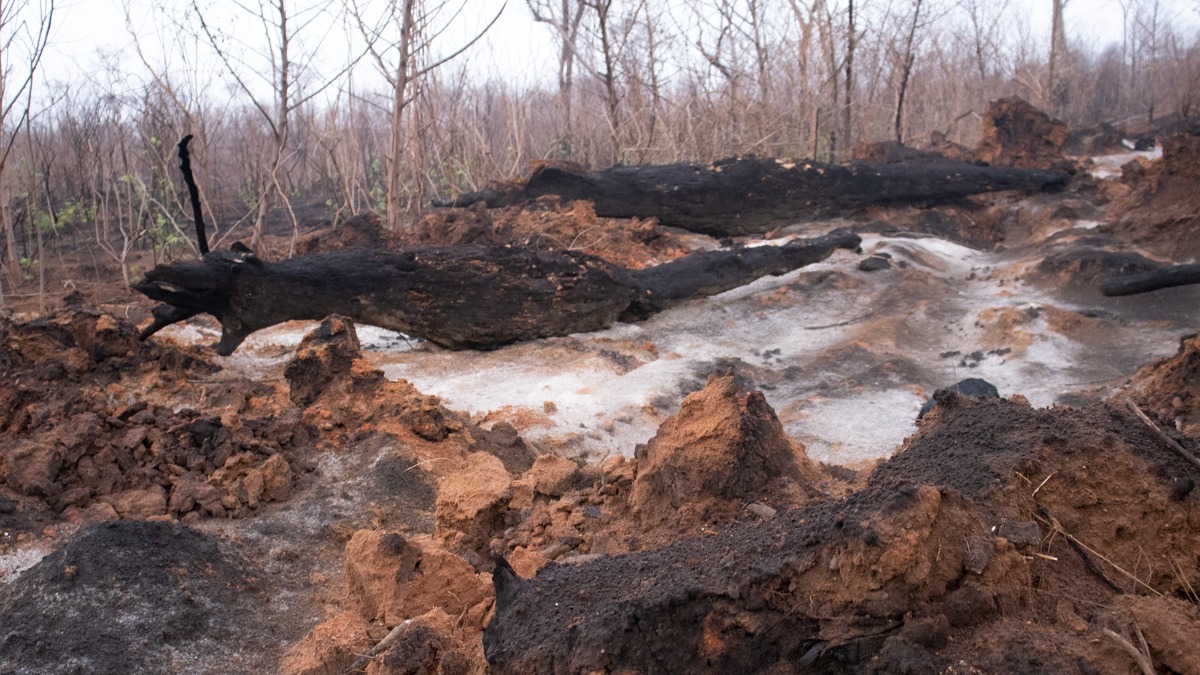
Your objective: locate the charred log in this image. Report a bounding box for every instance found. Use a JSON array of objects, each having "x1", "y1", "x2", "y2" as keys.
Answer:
[
  {"x1": 624, "y1": 229, "x2": 861, "y2": 319},
  {"x1": 433, "y1": 157, "x2": 1069, "y2": 237},
  {"x1": 1101, "y1": 264, "x2": 1200, "y2": 296},
  {"x1": 135, "y1": 231, "x2": 861, "y2": 355}
]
